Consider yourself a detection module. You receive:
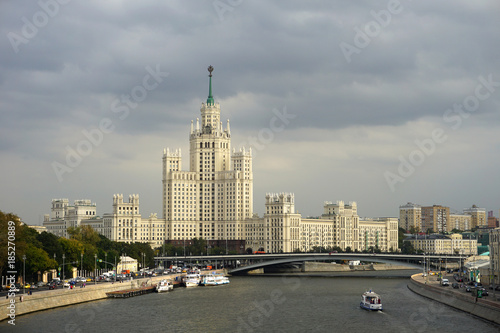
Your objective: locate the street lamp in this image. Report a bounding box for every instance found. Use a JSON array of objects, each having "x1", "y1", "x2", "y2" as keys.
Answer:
[
  {"x1": 62, "y1": 254, "x2": 65, "y2": 282},
  {"x1": 105, "y1": 252, "x2": 108, "y2": 273},
  {"x1": 22, "y1": 255, "x2": 26, "y2": 295},
  {"x1": 94, "y1": 254, "x2": 97, "y2": 285},
  {"x1": 81, "y1": 253, "x2": 83, "y2": 277}
]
